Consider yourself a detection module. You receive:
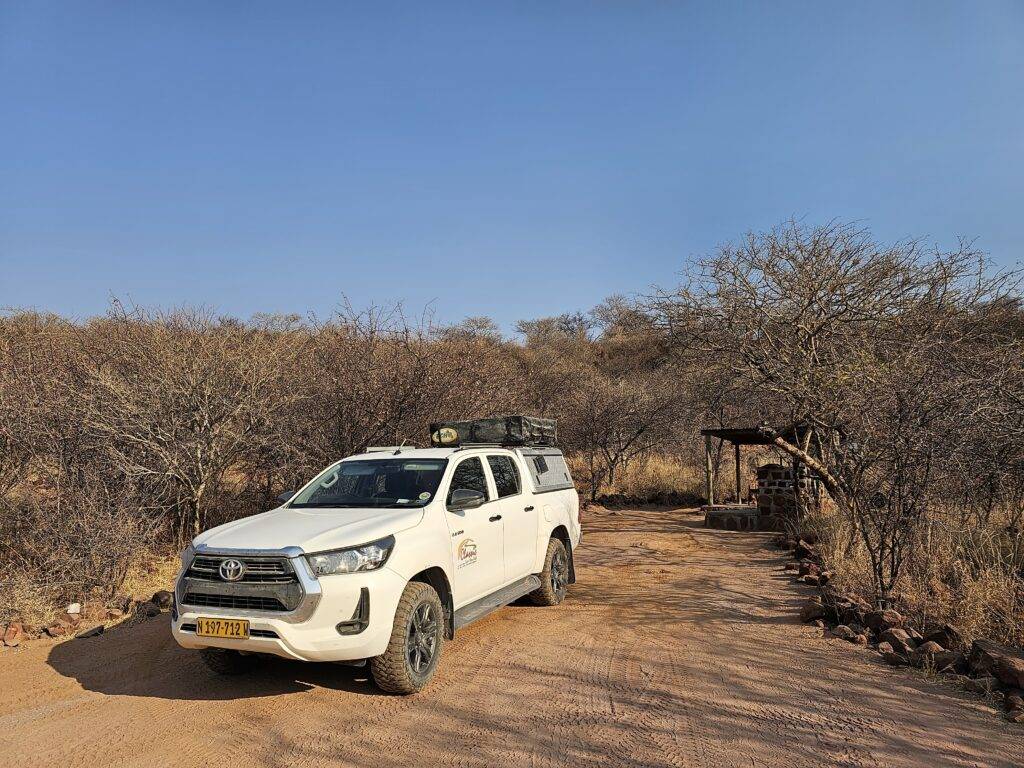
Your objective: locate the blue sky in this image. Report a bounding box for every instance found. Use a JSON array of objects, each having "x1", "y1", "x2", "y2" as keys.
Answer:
[{"x1": 2, "y1": 2, "x2": 1022, "y2": 330}]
